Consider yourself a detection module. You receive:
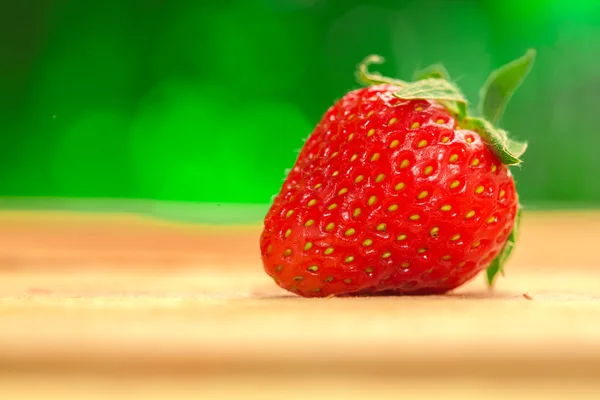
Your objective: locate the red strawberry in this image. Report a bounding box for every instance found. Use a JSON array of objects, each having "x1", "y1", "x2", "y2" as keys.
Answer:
[{"x1": 260, "y1": 50, "x2": 536, "y2": 297}]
